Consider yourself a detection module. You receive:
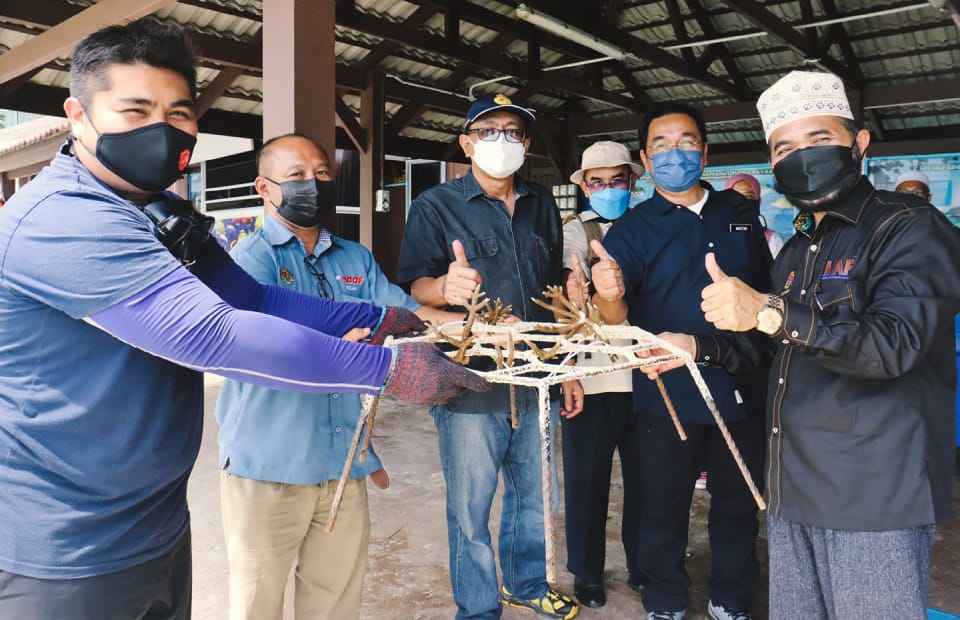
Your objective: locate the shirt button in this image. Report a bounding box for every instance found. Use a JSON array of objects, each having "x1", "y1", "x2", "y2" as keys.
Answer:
[
  {"x1": 800, "y1": 288, "x2": 806, "y2": 295},
  {"x1": 778, "y1": 377, "x2": 784, "y2": 384},
  {"x1": 791, "y1": 330, "x2": 799, "y2": 337},
  {"x1": 772, "y1": 426, "x2": 779, "y2": 434},
  {"x1": 708, "y1": 242, "x2": 715, "y2": 248},
  {"x1": 782, "y1": 339, "x2": 789, "y2": 344},
  {"x1": 704, "y1": 355, "x2": 711, "y2": 361},
  {"x1": 810, "y1": 244, "x2": 818, "y2": 252},
  {"x1": 332, "y1": 393, "x2": 340, "y2": 399},
  {"x1": 335, "y1": 426, "x2": 342, "y2": 433}
]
